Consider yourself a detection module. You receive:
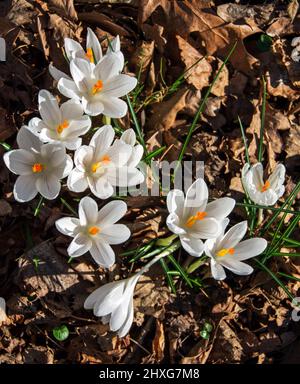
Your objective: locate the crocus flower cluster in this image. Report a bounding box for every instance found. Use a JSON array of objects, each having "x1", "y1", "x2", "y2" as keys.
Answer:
[
  {"x1": 2, "y1": 29, "x2": 285, "y2": 340},
  {"x1": 4, "y1": 30, "x2": 142, "y2": 203}
]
